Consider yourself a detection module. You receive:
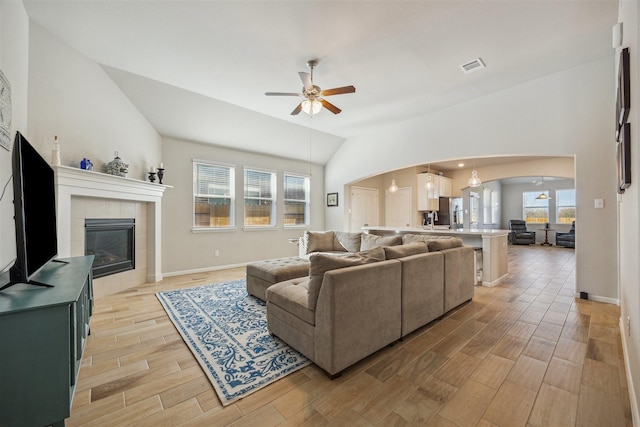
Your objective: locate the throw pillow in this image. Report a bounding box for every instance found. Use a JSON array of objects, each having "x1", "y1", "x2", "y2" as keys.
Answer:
[
  {"x1": 333, "y1": 231, "x2": 362, "y2": 252},
  {"x1": 383, "y1": 241, "x2": 428, "y2": 259},
  {"x1": 360, "y1": 233, "x2": 402, "y2": 251},
  {"x1": 307, "y1": 246, "x2": 385, "y2": 308},
  {"x1": 304, "y1": 231, "x2": 335, "y2": 254}
]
